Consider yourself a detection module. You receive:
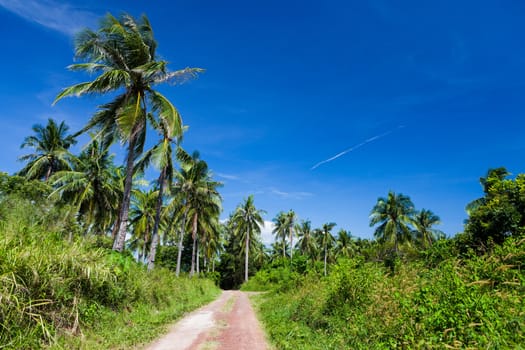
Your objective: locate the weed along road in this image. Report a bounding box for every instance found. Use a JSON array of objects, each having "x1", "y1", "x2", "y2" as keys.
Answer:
[{"x1": 145, "y1": 291, "x2": 270, "y2": 350}]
